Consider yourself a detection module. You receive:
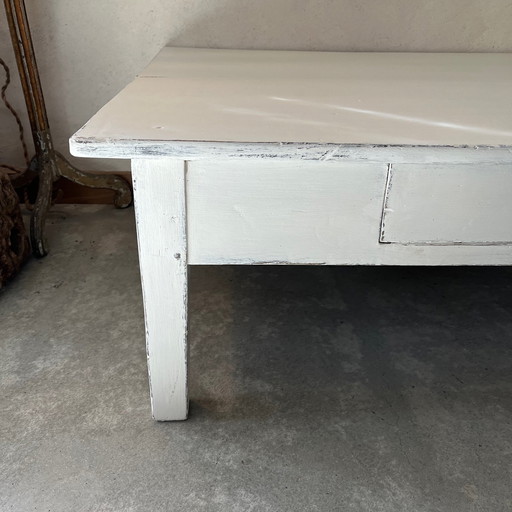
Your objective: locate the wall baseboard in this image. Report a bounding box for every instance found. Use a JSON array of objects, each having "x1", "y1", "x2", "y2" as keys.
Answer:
[{"x1": 55, "y1": 171, "x2": 132, "y2": 204}]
